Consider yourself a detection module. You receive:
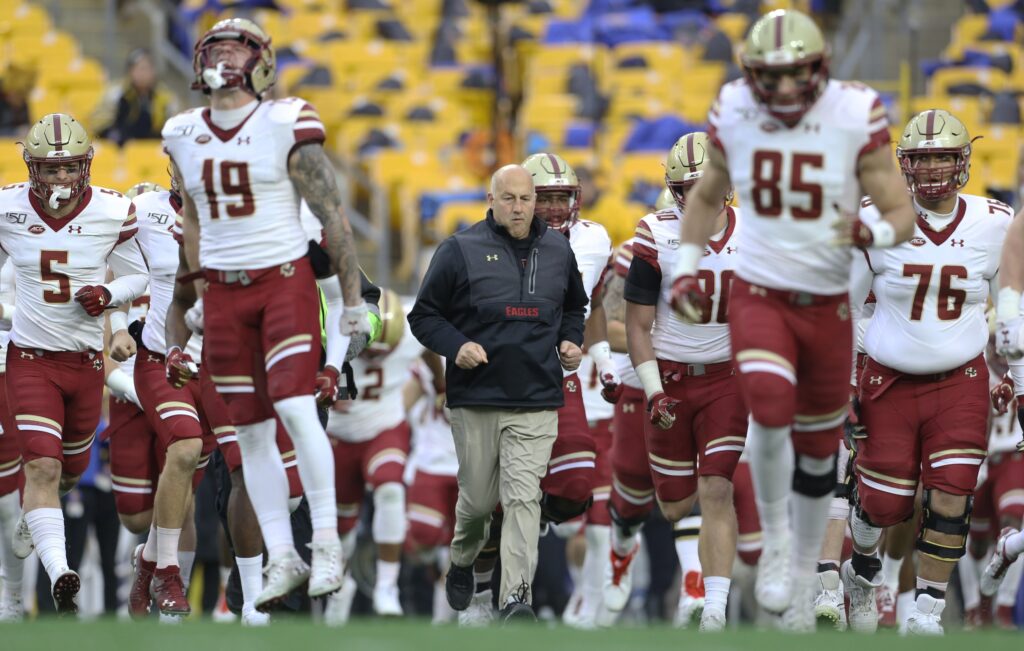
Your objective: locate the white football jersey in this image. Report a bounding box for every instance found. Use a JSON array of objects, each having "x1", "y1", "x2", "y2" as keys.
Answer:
[
  {"x1": 162, "y1": 98, "x2": 326, "y2": 270},
  {"x1": 634, "y1": 206, "x2": 740, "y2": 363},
  {"x1": 134, "y1": 190, "x2": 203, "y2": 359},
  {"x1": 407, "y1": 359, "x2": 458, "y2": 477},
  {"x1": 858, "y1": 194, "x2": 1010, "y2": 374},
  {"x1": 709, "y1": 79, "x2": 890, "y2": 294},
  {"x1": 326, "y1": 322, "x2": 423, "y2": 443},
  {"x1": 0, "y1": 261, "x2": 14, "y2": 374},
  {"x1": 578, "y1": 355, "x2": 614, "y2": 422},
  {"x1": 569, "y1": 218, "x2": 613, "y2": 322},
  {"x1": 989, "y1": 361, "x2": 1022, "y2": 454},
  {"x1": 0, "y1": 184, "x2": 148, "y2": 352}
]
